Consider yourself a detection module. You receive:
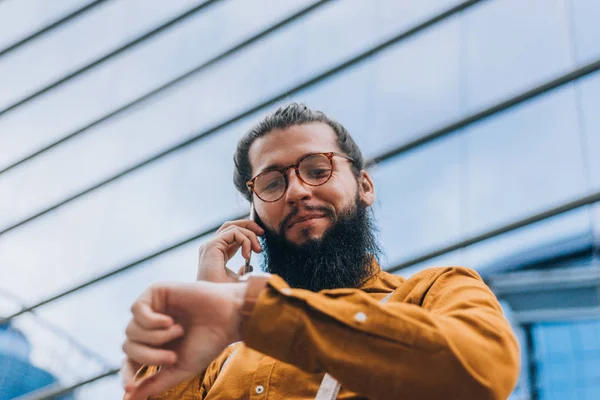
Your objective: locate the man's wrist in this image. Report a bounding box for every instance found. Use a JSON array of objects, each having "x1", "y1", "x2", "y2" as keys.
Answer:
[
  {"x1": 228, "y1": 282, "x2": 248, "y2": 343},
  {"x1": 231, "y1": 281, "x2": 248, "y2": 306},
  {"x1": 237, "y1": 272, "x2": 271, "y2": 337}
]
